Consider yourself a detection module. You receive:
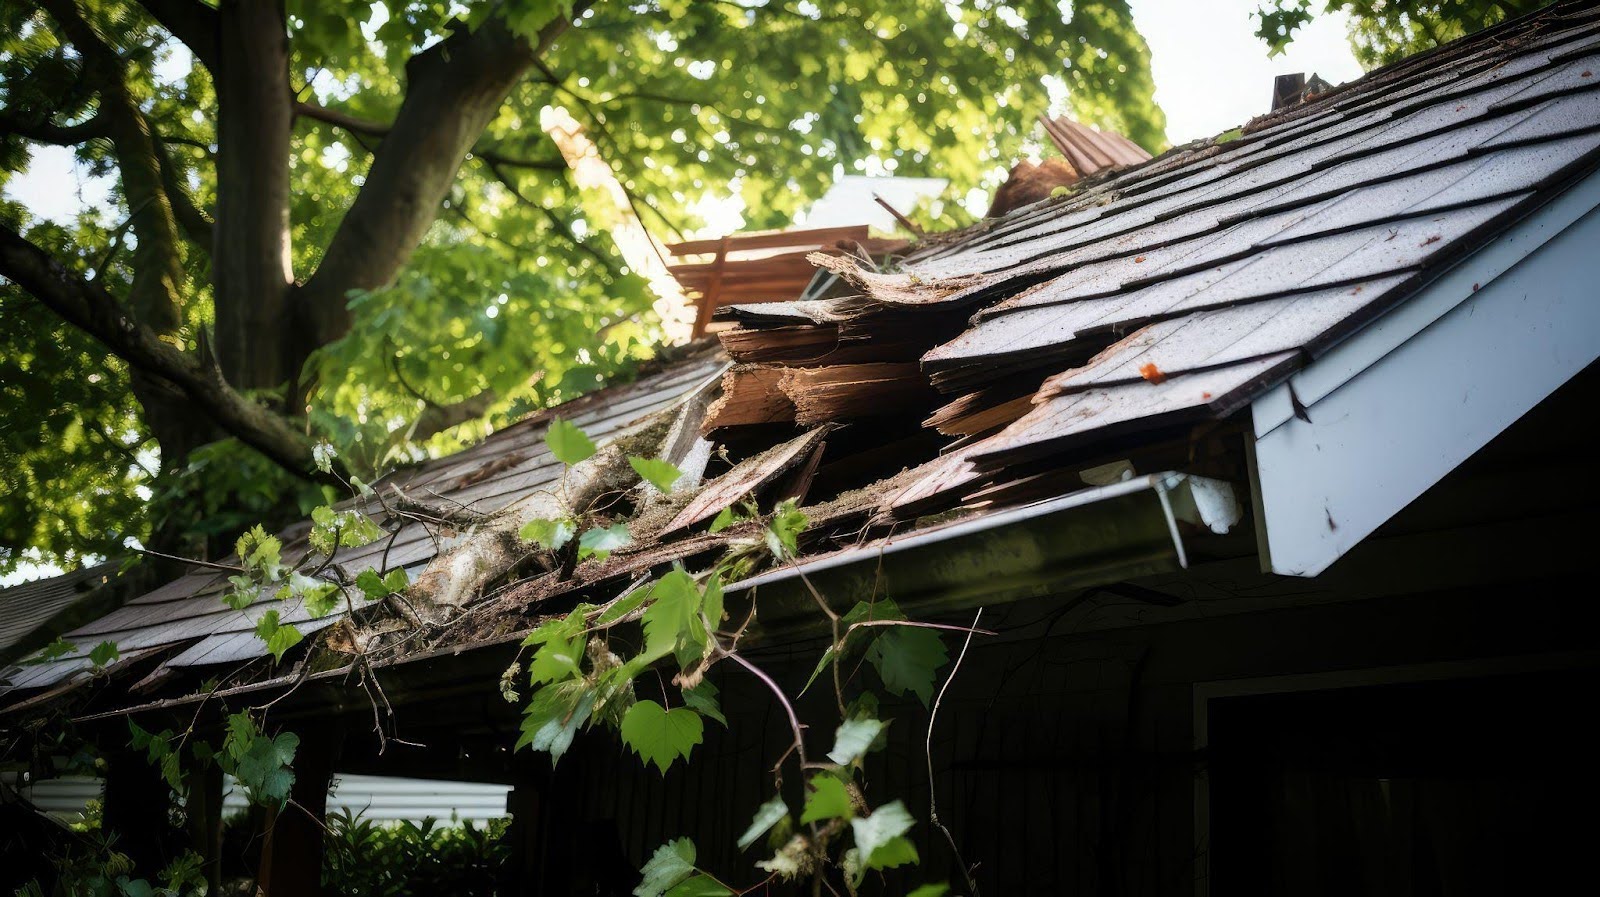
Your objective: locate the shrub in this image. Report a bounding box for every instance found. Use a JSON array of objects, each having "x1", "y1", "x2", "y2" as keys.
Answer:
[{"x1": 321, "y1": 809, "x2": 510, "y2": 897}]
